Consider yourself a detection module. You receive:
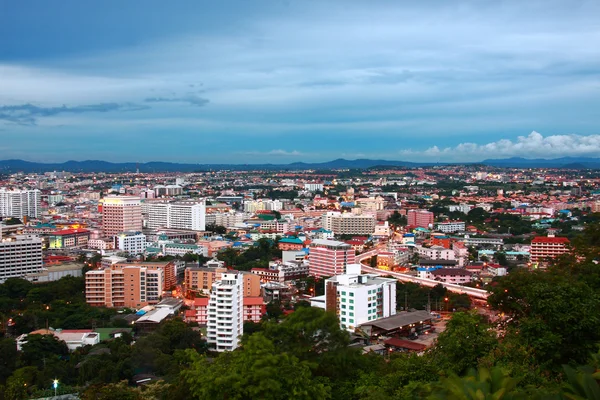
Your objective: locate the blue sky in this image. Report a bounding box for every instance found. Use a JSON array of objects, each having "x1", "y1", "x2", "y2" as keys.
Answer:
[{"x1": 1, "y1": 0, "x2": 600, "y2": 163}]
